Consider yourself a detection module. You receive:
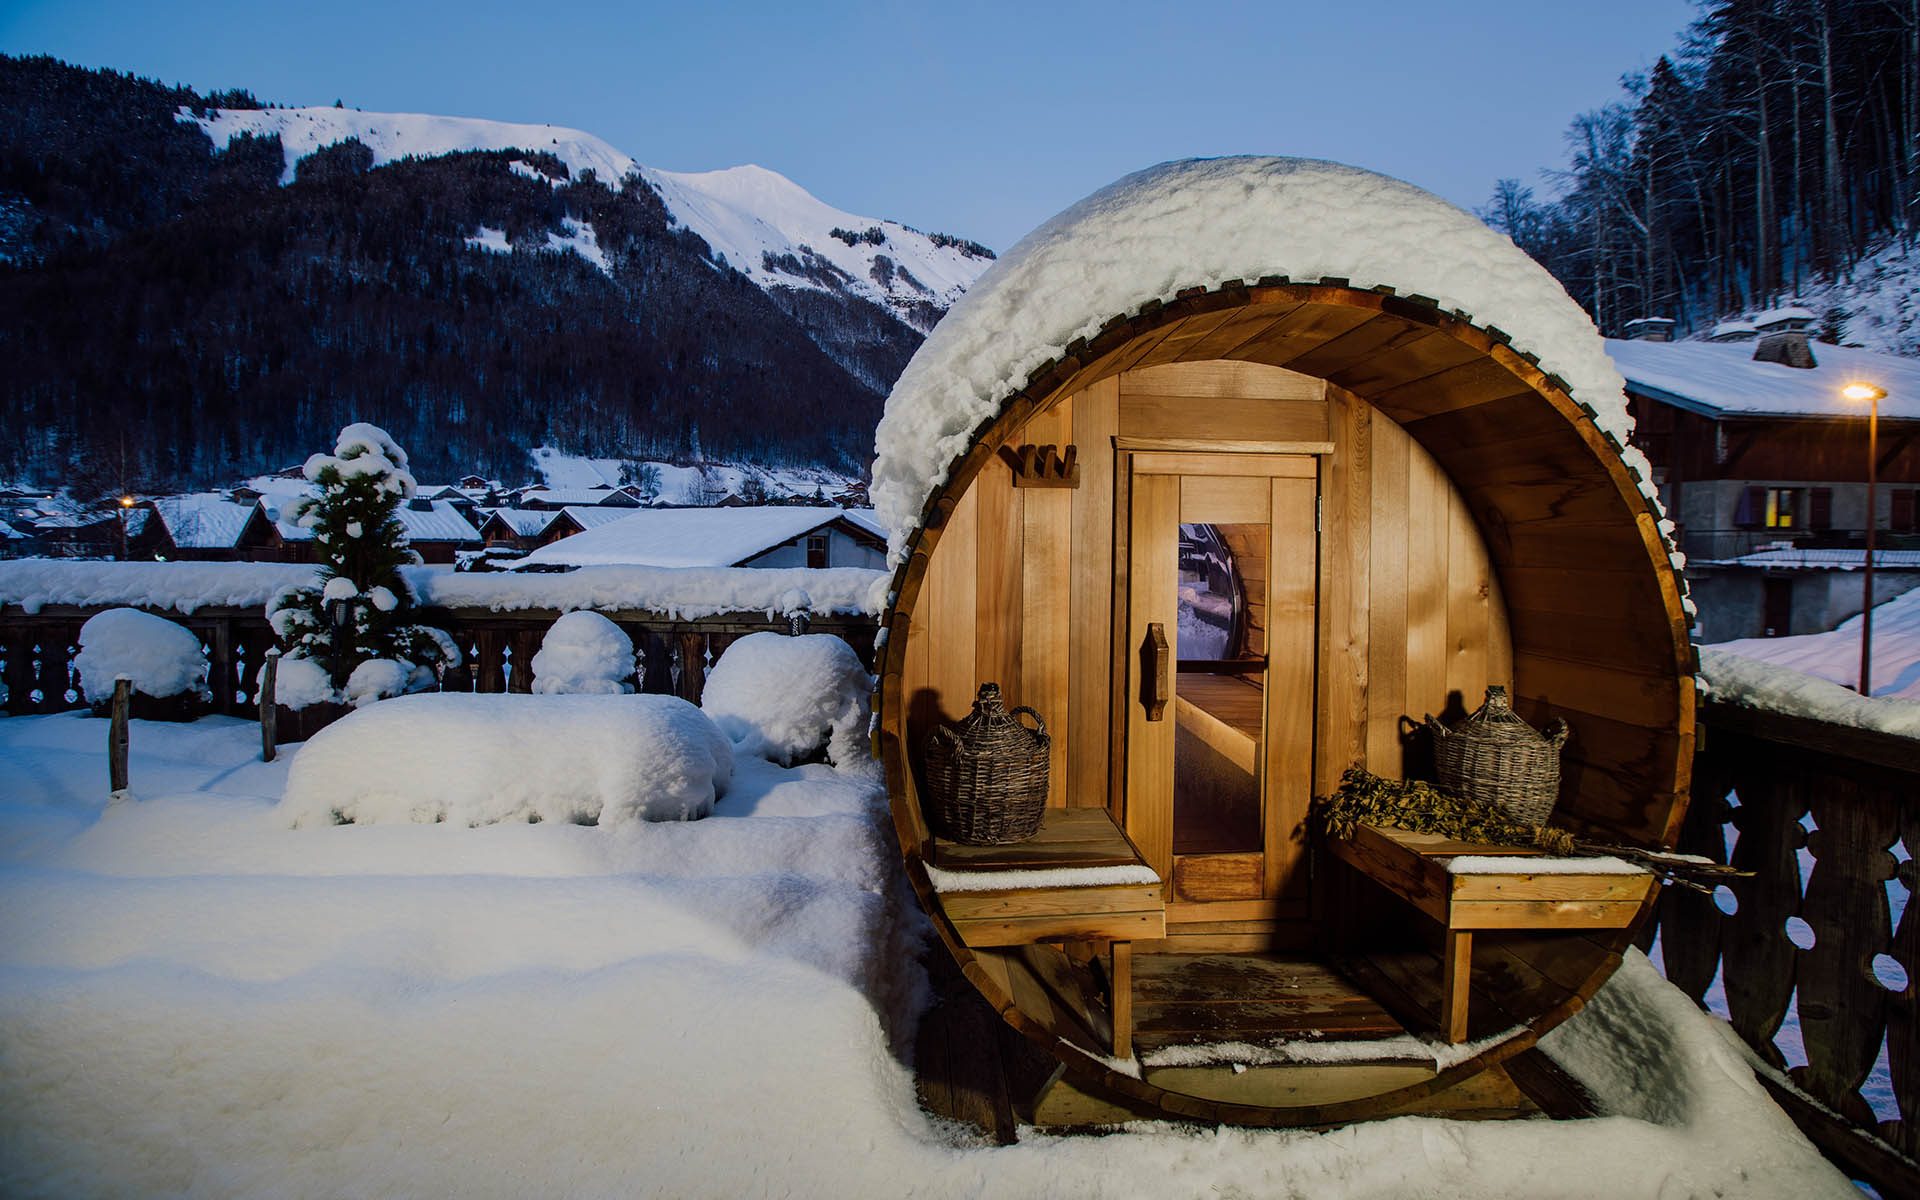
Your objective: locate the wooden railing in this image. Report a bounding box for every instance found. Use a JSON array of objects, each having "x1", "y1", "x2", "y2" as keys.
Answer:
[
  {"x1": 0, "y1": 603, "x2": 879, "y2": 717},
  {"x1": 1646, "y1": 700, "x2": 1920, "y2": 1195}
]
